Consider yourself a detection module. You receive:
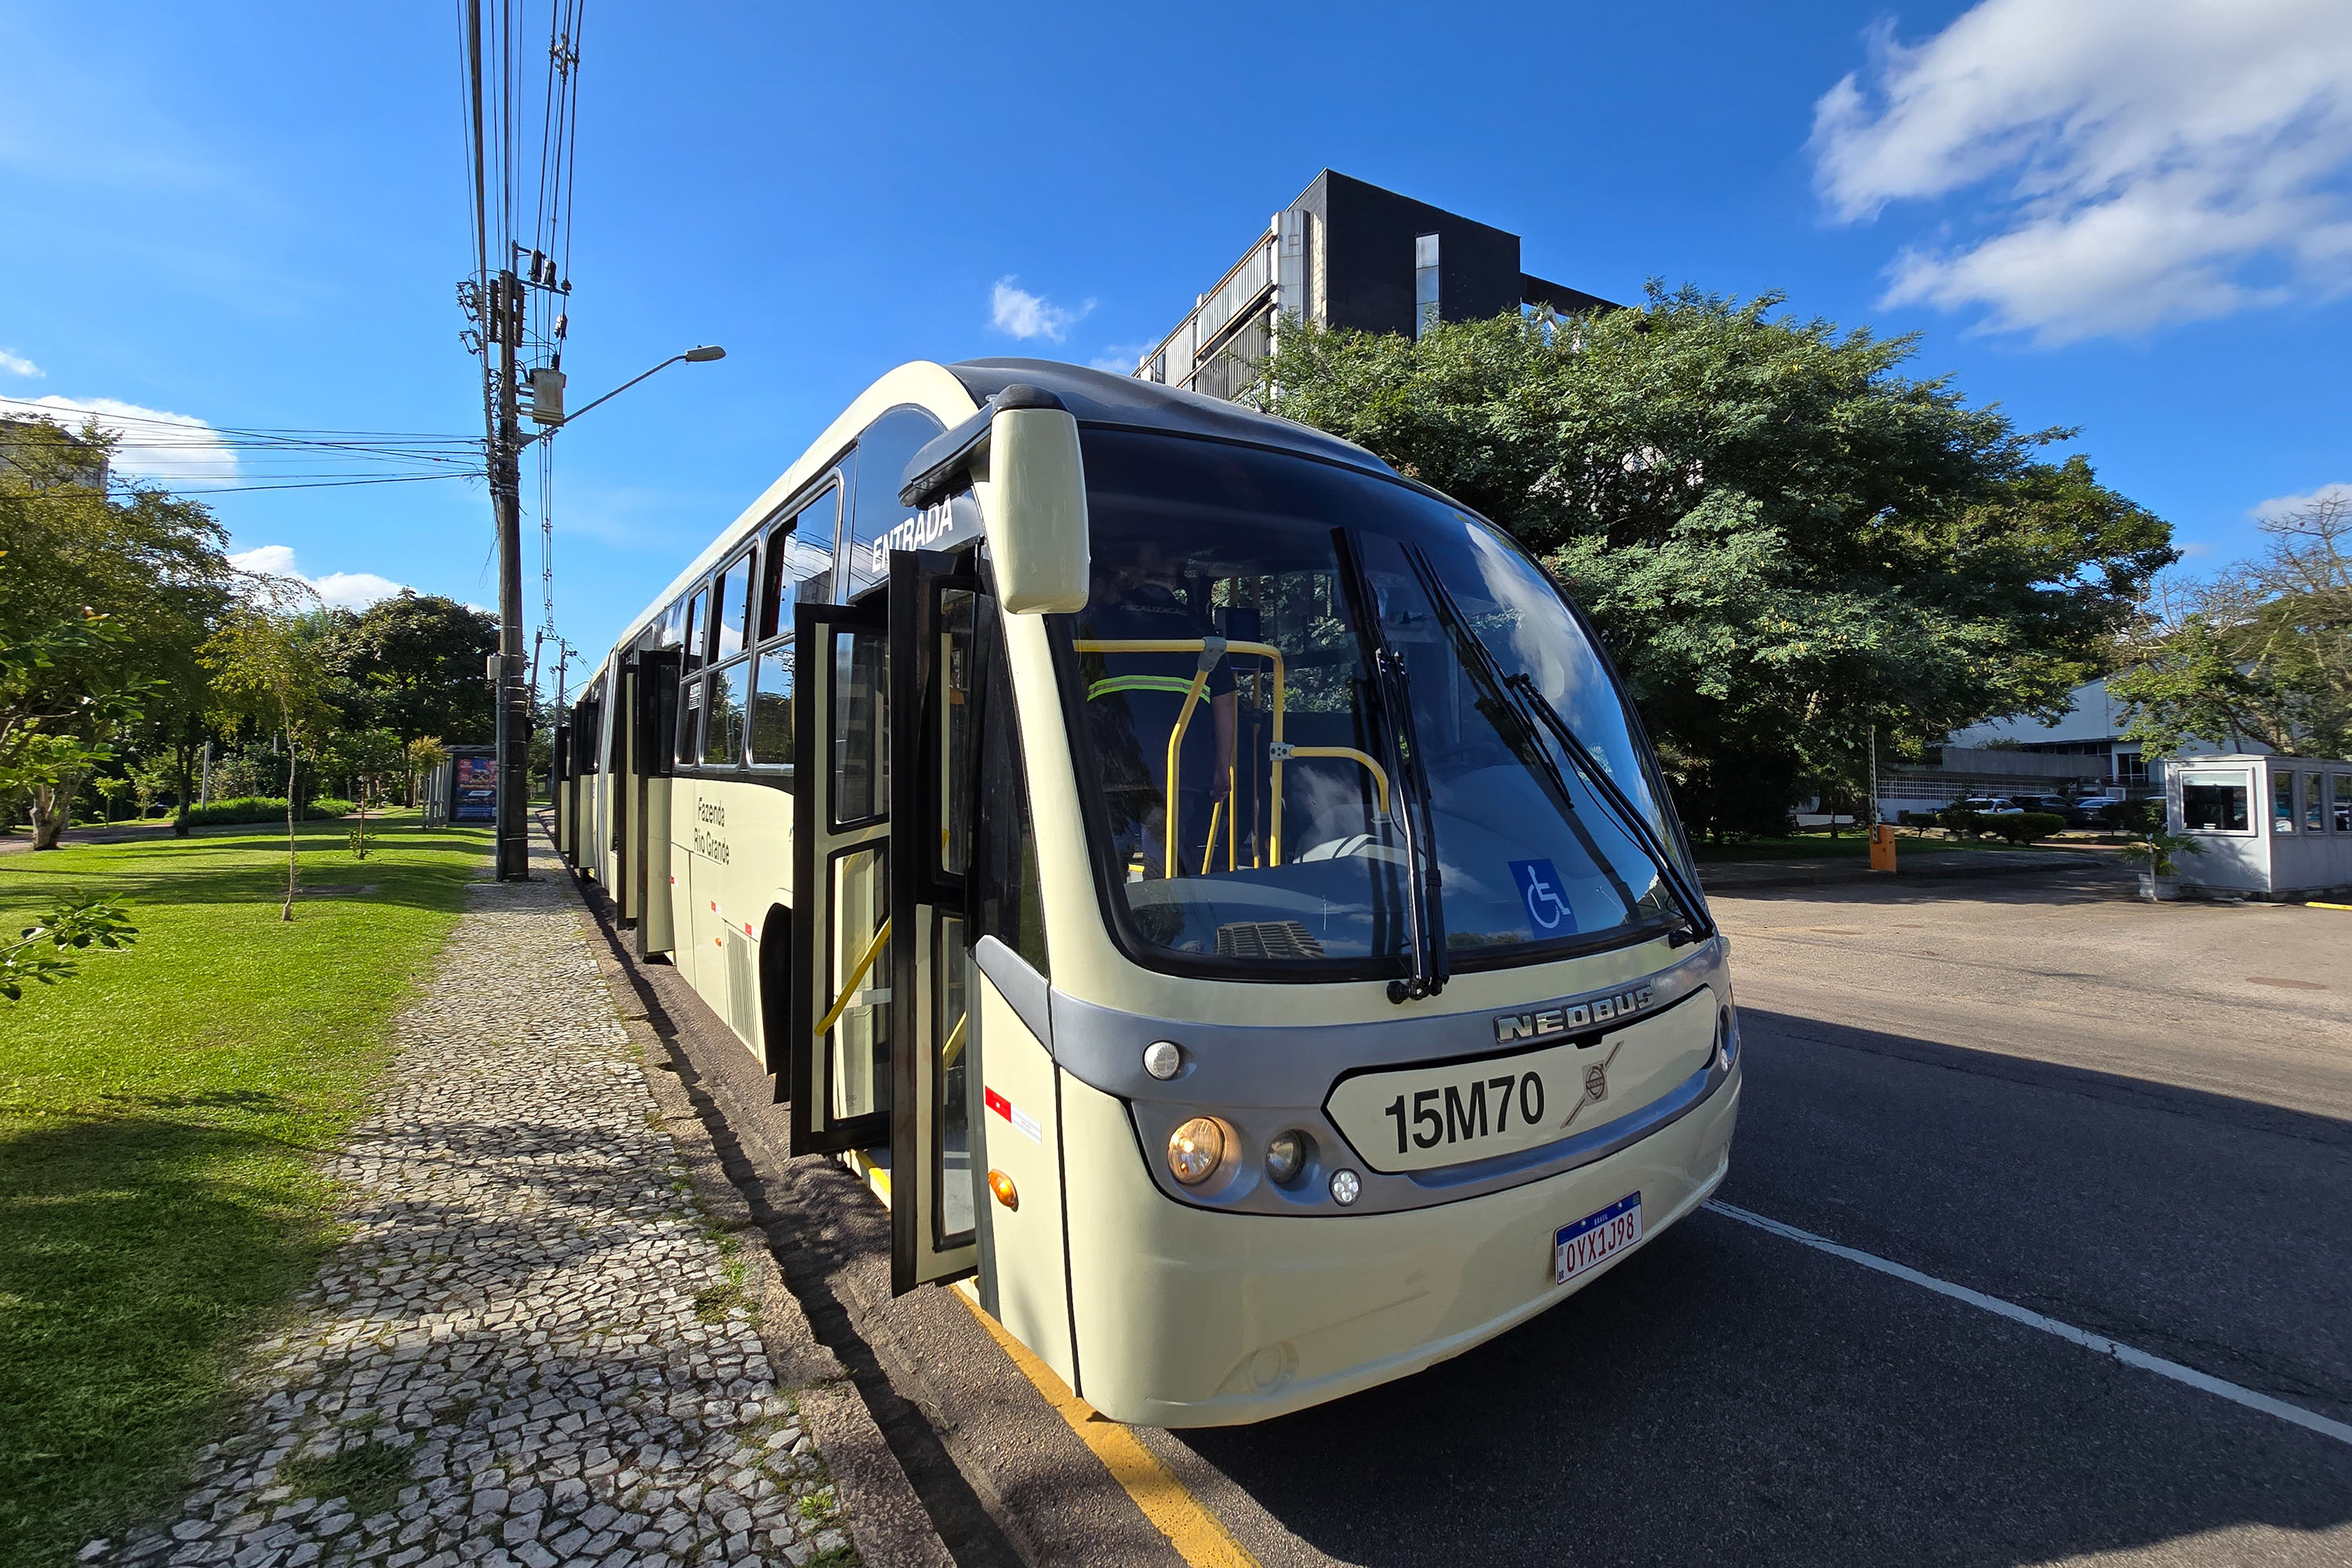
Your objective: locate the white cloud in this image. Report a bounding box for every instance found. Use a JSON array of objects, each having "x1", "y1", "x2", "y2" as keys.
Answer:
[
  {"x1": 2, "y1": 393, "x2": 237, "y2": 483},
  {"x1": 2251, "y1": 481, "x2": 2352, "y2": 521},
  {"x1": 989, "y1": 277, "x2": 1092, "y2": 343},
  {"x1": 227, "y1": 544, "x2": 407, "y2": 612},
  {"x1": 1810, "y1": 0, "x2": 2352, "y2": 343},
  {"x1": 0, "y1": 350, "x2": 40, "y2": 378},
  {"x1": 1089, "y1": 342, "x2": 1153, "y2": 374}
]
